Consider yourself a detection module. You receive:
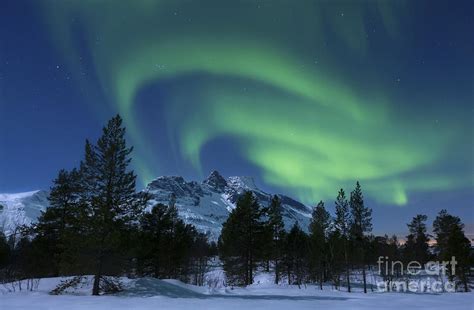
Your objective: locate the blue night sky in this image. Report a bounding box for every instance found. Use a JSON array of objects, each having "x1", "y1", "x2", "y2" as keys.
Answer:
[{"x1": 0, "y1": 0, "x2": 473, "y2": 236}]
